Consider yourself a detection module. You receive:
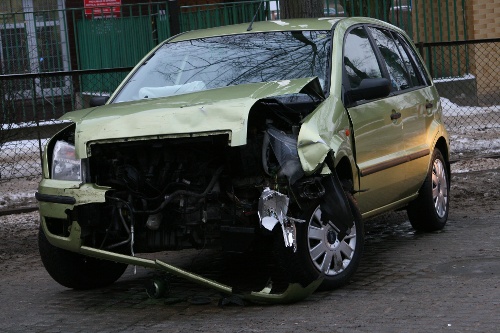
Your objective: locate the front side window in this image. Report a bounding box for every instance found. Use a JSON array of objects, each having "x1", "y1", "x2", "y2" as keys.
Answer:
[
  {"x1": 113, "y1": 30, "x2": 332, "y2": 103},
  {"x1": 343, "y1": 27, "x2": 382, "y2": 89}
]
